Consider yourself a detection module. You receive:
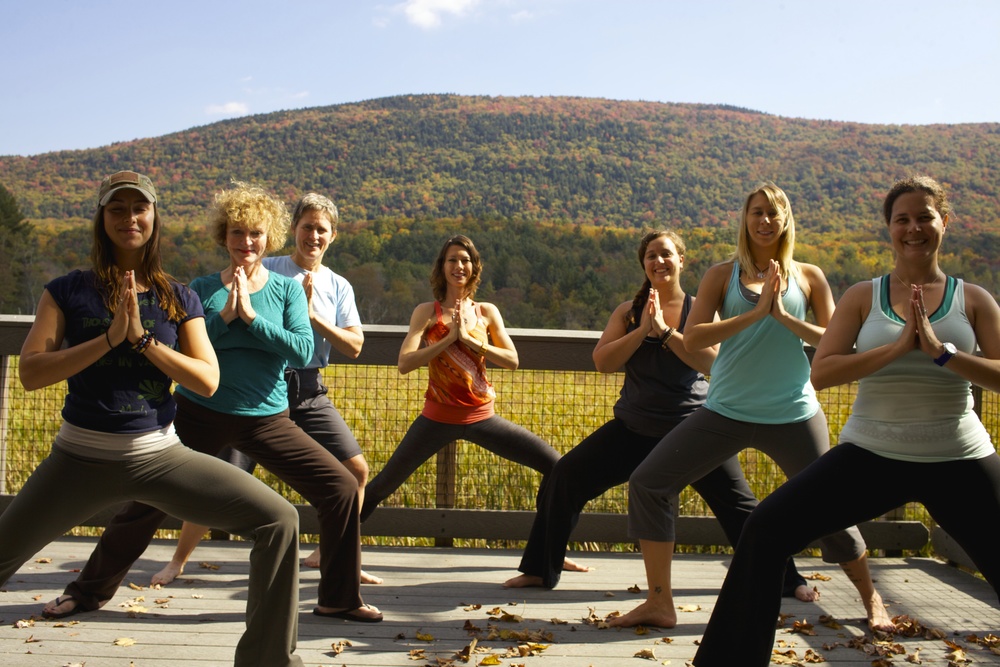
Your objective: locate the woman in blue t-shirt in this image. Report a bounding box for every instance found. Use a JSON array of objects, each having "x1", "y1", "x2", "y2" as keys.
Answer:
[
  {"x1": 7, "y1": 170, "x2": 303, "y2": 667},
  {"x1": 609, "y1": 184, "x2": 889, "y2": 632},
  {"x1": 149, "y1": 192, "x2": 381, "y2": 586},
  {"x1": 53, "y1": 182, "x2": 382, "y2": 625}
]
